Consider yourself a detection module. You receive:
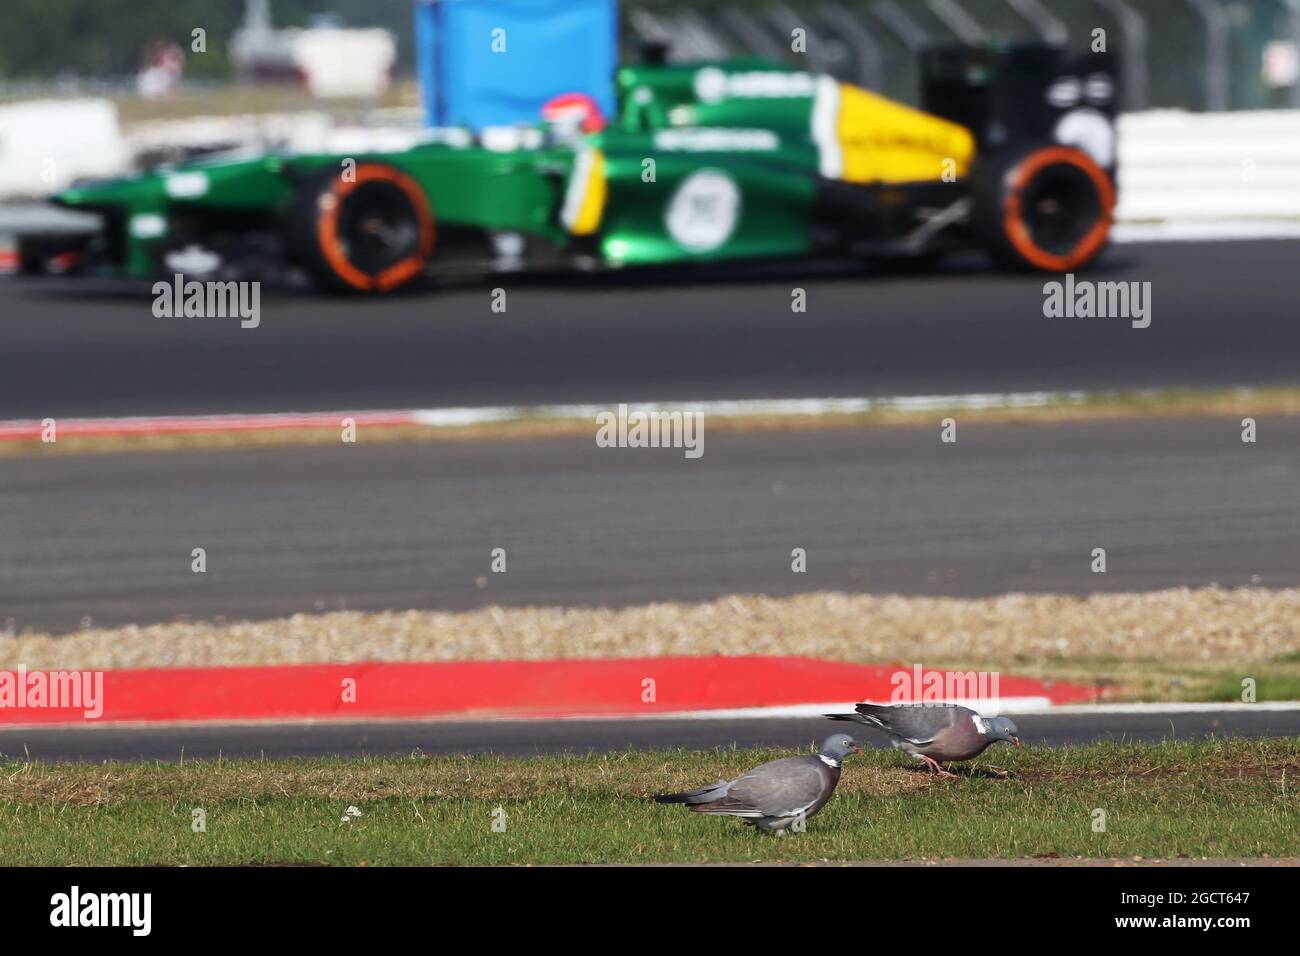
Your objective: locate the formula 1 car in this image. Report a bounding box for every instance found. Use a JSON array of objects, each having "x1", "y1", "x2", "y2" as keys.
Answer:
[{"x1": 19, "y1": 44, "x2": 1118, "y2": 294}]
